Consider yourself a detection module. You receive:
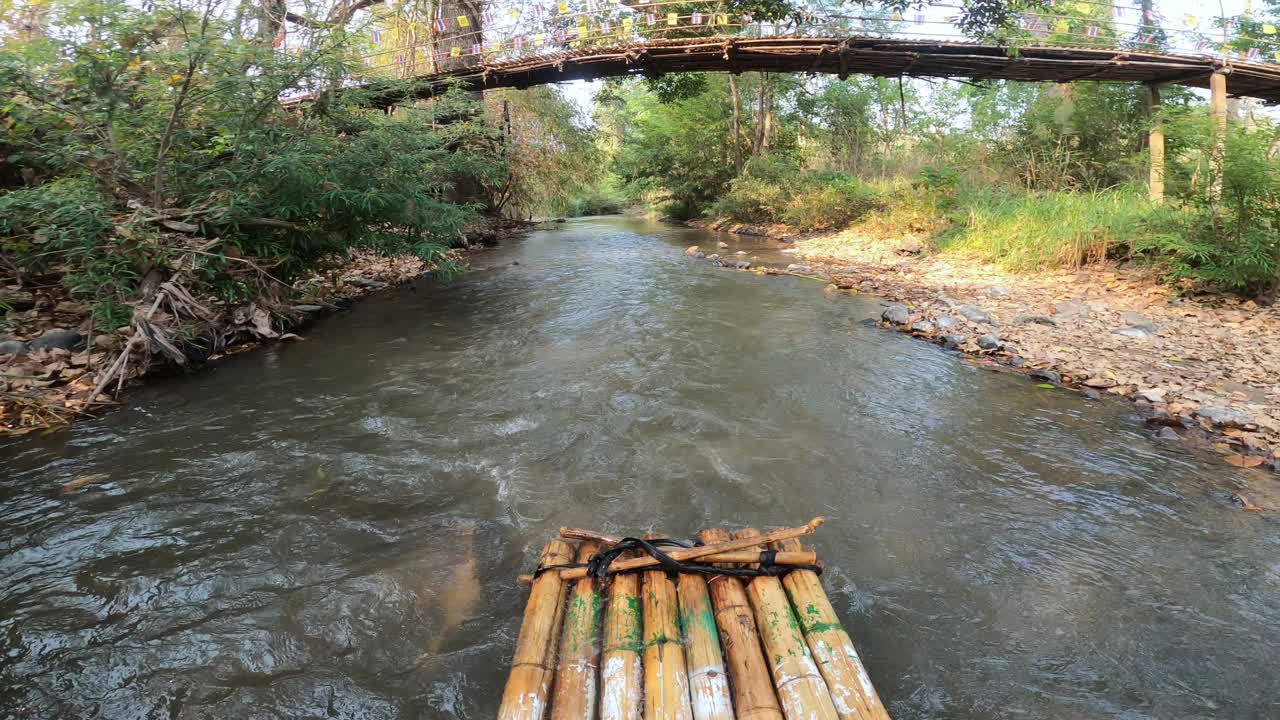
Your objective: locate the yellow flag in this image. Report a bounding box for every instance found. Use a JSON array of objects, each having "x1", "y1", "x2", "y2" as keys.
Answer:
[
  {"x1": 457, "y1": 15, "x2": 468, "y2": 27},
  {"x1": 534, "y1": 33, "x2": 545, "y2": 45},
  {"x1": 578, "y1": 25, "x2": 588, "y2": 39},
  {"x1": 558, "y1": 1, "x2": 569, "y2": 13},
  {"x1": 1264, "y1": 23, "x2": 1277, "y2": 34},
  {"x1": 1055, "y1": 20, "x2": 1069, "y2": 33},
  {"x1": 718, "y1": 13, "x2": 728, "y2": 25},
  {"x1": 891, "y1": 11, "x2": 902, "y2": 21},
  {"x1": 622, "y1": 17, "x2": 633, "y2": 32},
  {"x1": 490, "y1": 41, "x2": 502, "y2": 52},
  {"x1": 1183, "y1": 14, "x2": 1197, "y2": 27},
  {"x1": 667, "y1": 12, "x2": 677, "y2": 26},
  {"x1": 450, "y1": 46, "x2": 460, "y2": 57},
  {"x1": 508, "y1": 8, "x2": 519, "y2": 20}
]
